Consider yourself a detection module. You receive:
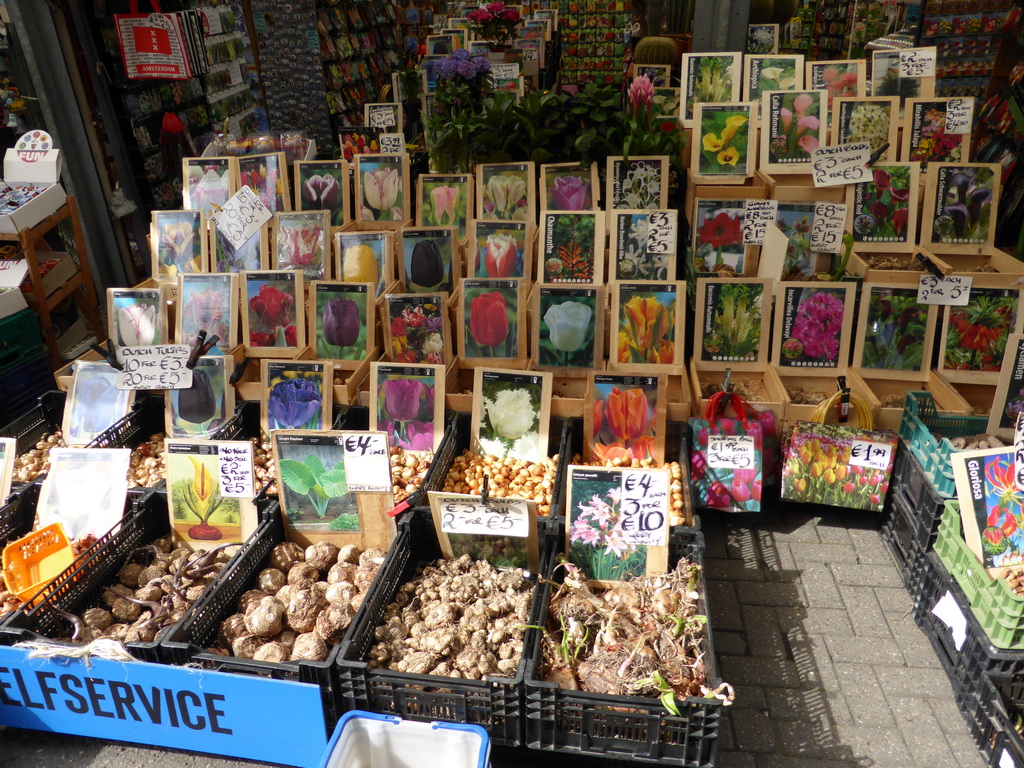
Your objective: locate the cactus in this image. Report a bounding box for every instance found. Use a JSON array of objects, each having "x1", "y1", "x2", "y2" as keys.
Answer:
[{"x1": 633, "y1": 36, "x2": 677, "y2": 66}]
